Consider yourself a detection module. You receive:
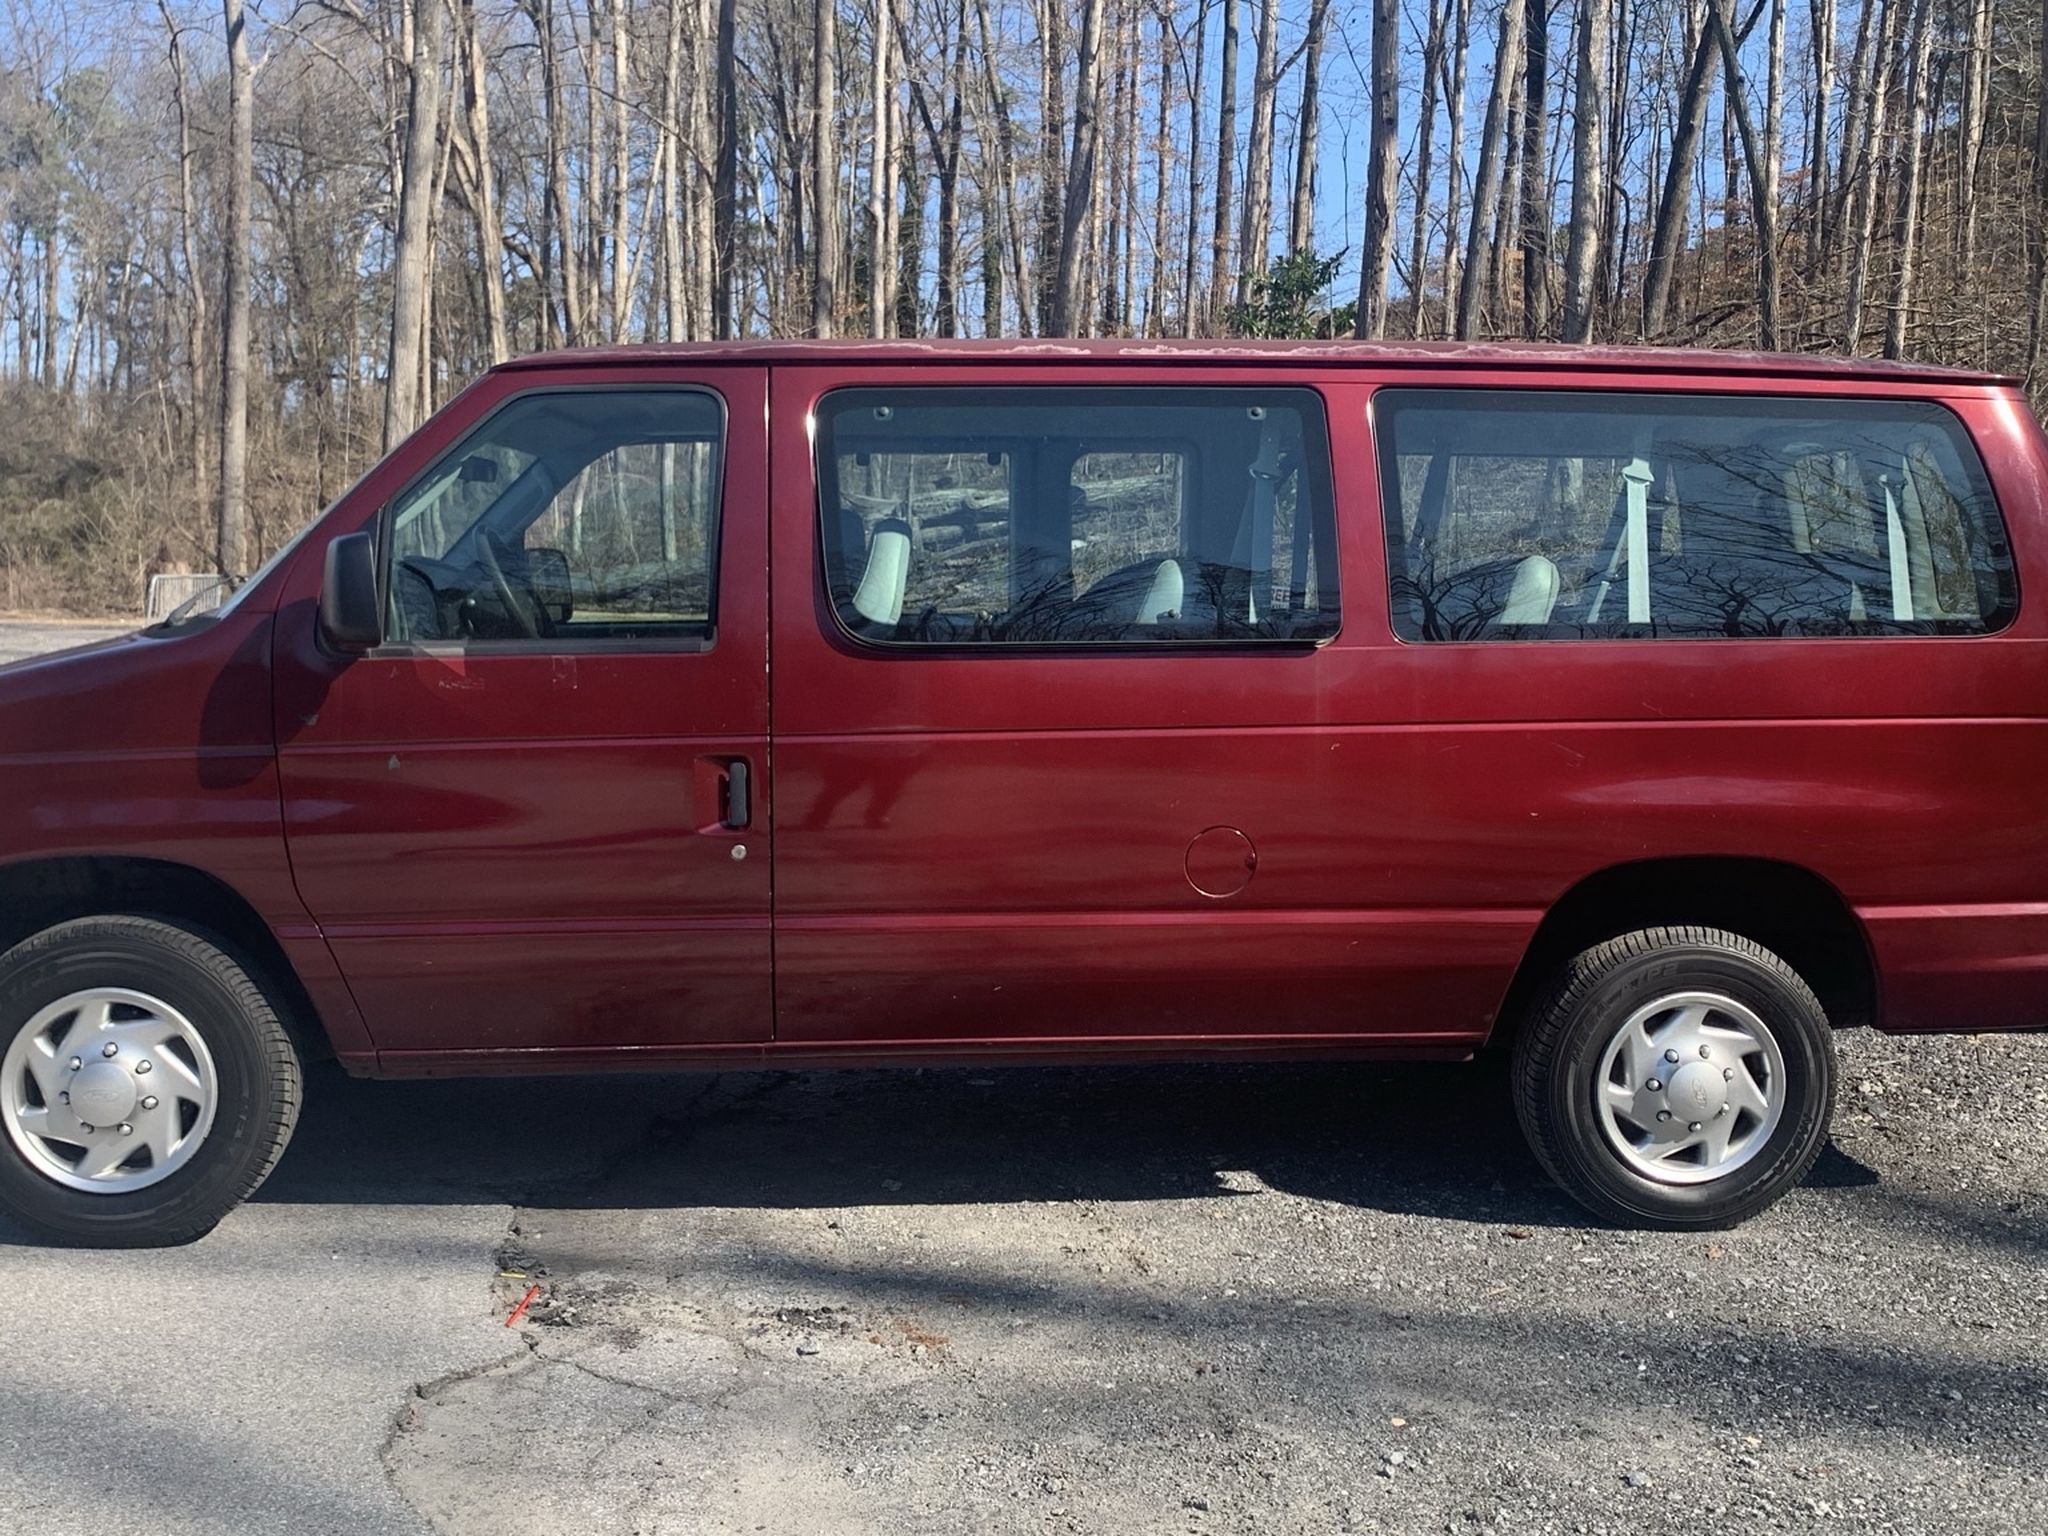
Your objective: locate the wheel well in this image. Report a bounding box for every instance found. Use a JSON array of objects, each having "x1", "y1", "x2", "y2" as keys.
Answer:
[
  {"x1": 0, "y1": 856, "x2": 329, "y2": 1061},
  {"x1": 1491, "y1": 857, "x2": 1878, "y2": 1047}
]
